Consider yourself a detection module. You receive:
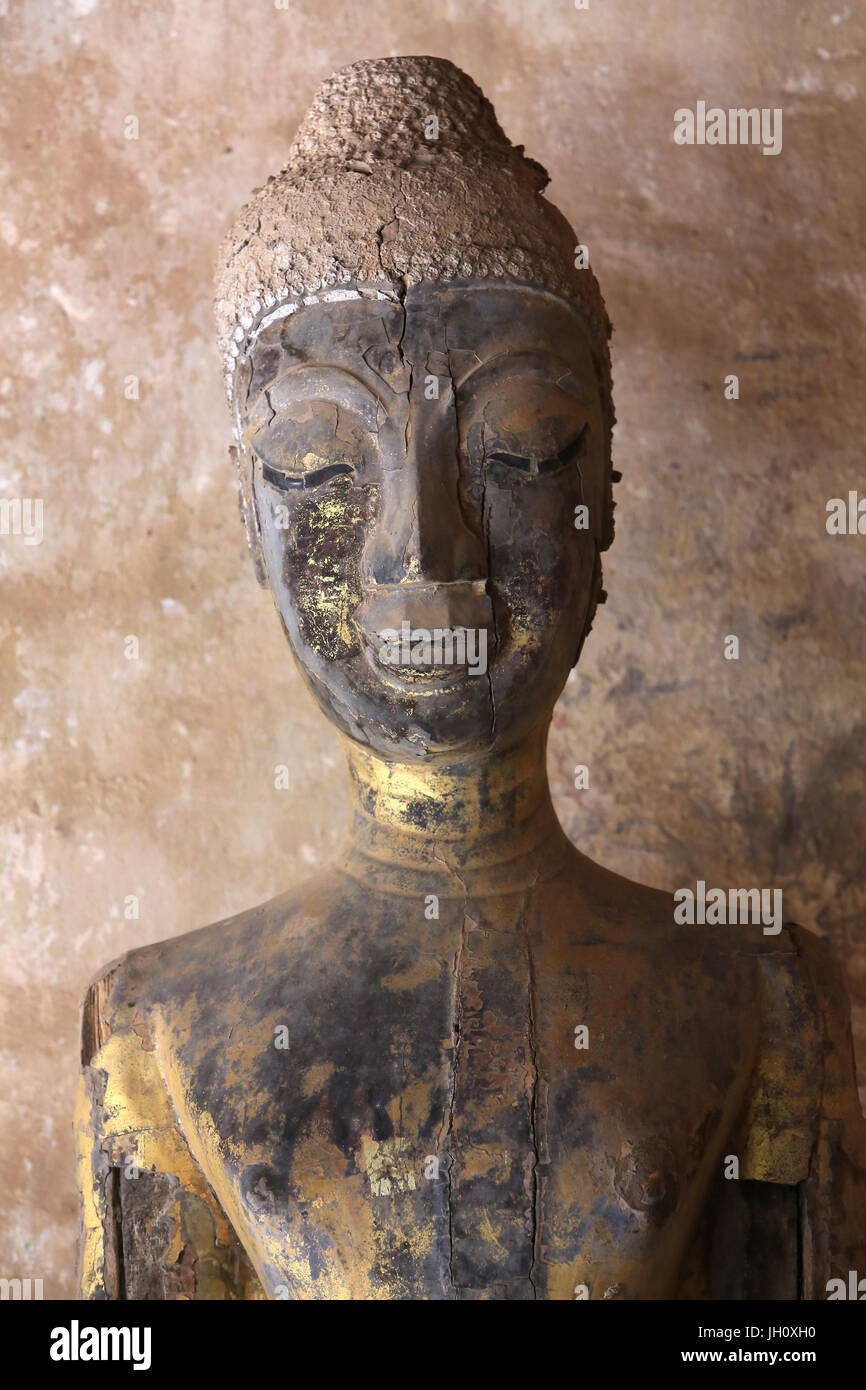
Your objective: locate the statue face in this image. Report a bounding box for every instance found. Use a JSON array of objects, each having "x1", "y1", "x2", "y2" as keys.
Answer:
[{"x1": 236, "y1": 283, "x2": 608, "y2": 758}]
